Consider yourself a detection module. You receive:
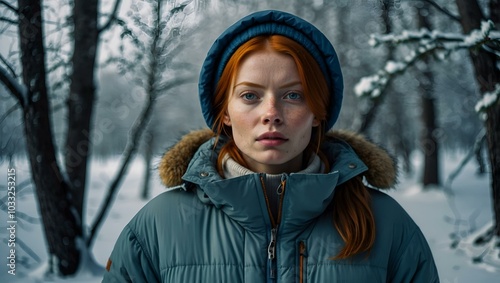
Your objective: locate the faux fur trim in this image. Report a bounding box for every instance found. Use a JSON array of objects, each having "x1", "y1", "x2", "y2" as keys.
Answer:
[
  {"x1": 325, "y1": 130, "x2": 398, "y2": 189},
  {"x1": 159, "y1": 129, "x2": 215, "y2": 188},
  {"x1": 159, "y1": 129, "x2": 397, "y2": 189}
]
